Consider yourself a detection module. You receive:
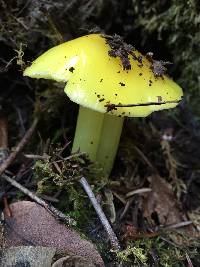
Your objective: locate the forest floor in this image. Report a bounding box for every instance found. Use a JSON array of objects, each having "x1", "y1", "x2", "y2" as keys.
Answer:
[{"x1": 0, "y1": 1, "x2": 200, "y2": 266}]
